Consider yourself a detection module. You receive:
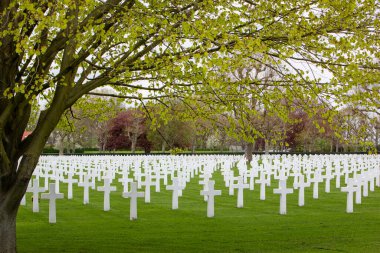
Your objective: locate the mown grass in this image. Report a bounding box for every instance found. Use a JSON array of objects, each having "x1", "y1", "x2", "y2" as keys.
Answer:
[{"x1": 17, "y1": 171, "x2": 380, "y2": 253}]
